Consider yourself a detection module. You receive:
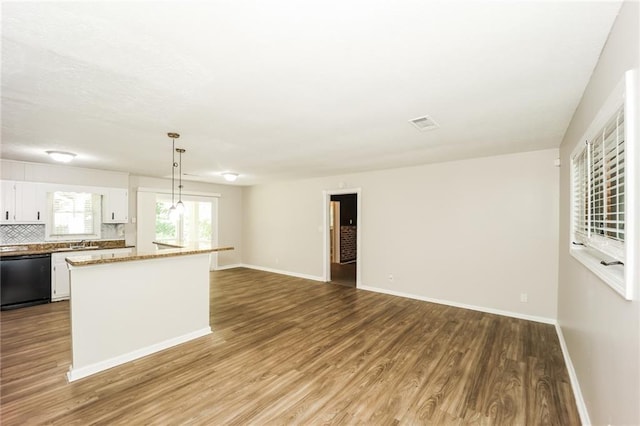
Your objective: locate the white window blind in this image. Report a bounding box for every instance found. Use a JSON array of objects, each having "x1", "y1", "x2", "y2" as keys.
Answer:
[
  {"x1": 573, "y1": 148, "x2": 588, "y2": 241},
  {"x1": 572, "y1": 104, "x2": 625, "y2": 260},
  {"x1": 49, "y1": 191, "x2": 101, "y2": 237}
]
